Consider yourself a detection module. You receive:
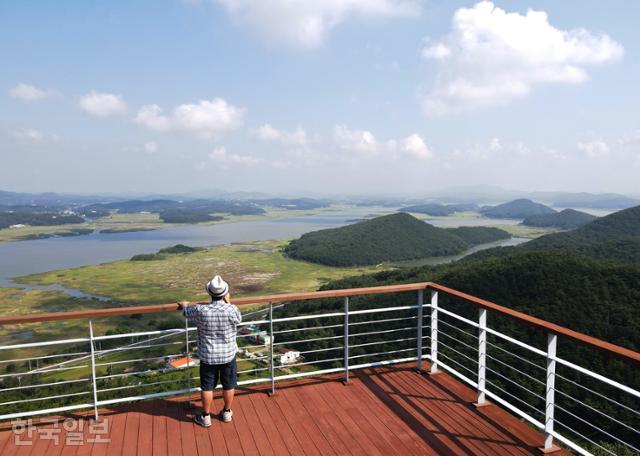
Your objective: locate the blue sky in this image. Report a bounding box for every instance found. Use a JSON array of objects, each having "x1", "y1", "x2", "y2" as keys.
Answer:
[{"x1": 1, "y1": 1, "x2": 639, "y2": 196}]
